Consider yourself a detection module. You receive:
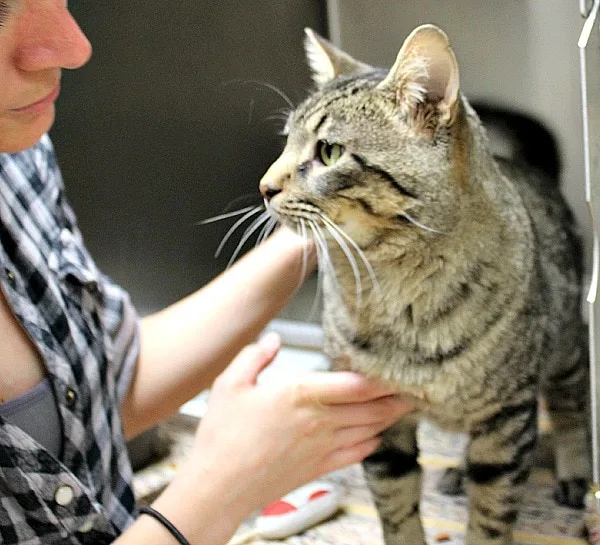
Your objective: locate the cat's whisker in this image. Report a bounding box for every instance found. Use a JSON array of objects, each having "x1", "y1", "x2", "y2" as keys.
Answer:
[
  {"x1": 298, "y1": 218, "x2": 310, "y2": 288},
  {"x1": 221, "y1": 79, "x2": 295, "y2": 110},
  {"x1": 215, "y1": 206, "x2": 264, "y2": 258},
  {"x1": 318, "y1": 213, "x2": 382, "y2": 298},
  {"x1": 267, "y1": 110, "x2": 293, "y2": 124},
  {"x1": 254, "y1": 82, "x2": 294, "y2": 110},
  {"x1": 312, "y1": 222, "x2": 343, "y2": 300},
  {"x1": 247, "y1": 98, "x2": 255, "y2": 126},
  {"x1": 321, "y1": 221, "x2": 363, "y2": 313},
  {"x1": 256, "y1": 215, "x2": 279, "y2": 247},
  {"x1": 267, "y1": 109, "x2": 292, "y2": 137},
  {"x1": 308, "y1": 221, "x2": 332, "y2": 297},
  {"x1": 239, "y1": 79, "x2": 295, "y2": 110},
  {"x1": 197, "y1": 205, "x2": 259, "y2": 225},
  {"x1": 307, "y1": 219, "x2": 324, "y2": 320},
  {"x1": 308, "y1": 222, "x2": 327, "y2": 270},
  {"x1": 226, "y1": 211, "x2": 271, "y2": 268},
  {"x1": 401, "y1": 212, "x2": 448, "y2": 235},
  {"x1": 267, "y1": 112, "x2": 290, "y2": 122}
]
